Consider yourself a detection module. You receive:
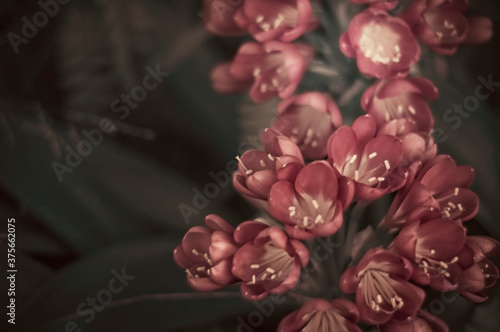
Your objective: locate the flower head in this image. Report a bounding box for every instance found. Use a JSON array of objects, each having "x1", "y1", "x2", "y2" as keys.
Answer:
[
  {"x1": 340, "y1": 8, "x2": 420, "y2": 78},
  {"x1": 272, "y1": 92, "x2": 343, "y2": 159},
  {"x1": 202, "y1": 0, "x2": 246, "y2": 36},
  {"x1": 232, "y1": 221, "x2": 309, "y2": 300},
  {"x1": 401, "y1": 0, "x2": 493, "y2": 55},
  {"x1": 234, "y1": 0, "x2": 319, "y2": 42},
  {"x1": 385, "y1": 155, "x2": 479, "y2": 228},
  {"x1": 378, "y1": 119, "x2": 437, "y2": 165},
  {"x1": 392, "y1": 218, "x2": 473, "y2": 292},
  {"x1": 174, "y1": 215, "x2": 239, "y2": 291},
  {"x1": 269, "y1": 161, "x2": 354, "y2": 239},
  {"x1": 361, "y1": 78, "x2": 438, "y2": 133},
  {"x1": 456, "y1": 236, "x2": 500, "y2": 303},
  {"x1": 211, "y1": 41, "x2": 314, "y2": 103},
  {"x1": 328, "y1": 115, "x2": 406, "y2": 201},
  {"x1": 340, "y1": 248, "x2": 425, "y2": 324},
  {"x1": 233, "y1": 128, "x2": 304, "y2": 208},
  {"x1": 278, "y1": 298, "x2": 362, "y2": 332}
]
